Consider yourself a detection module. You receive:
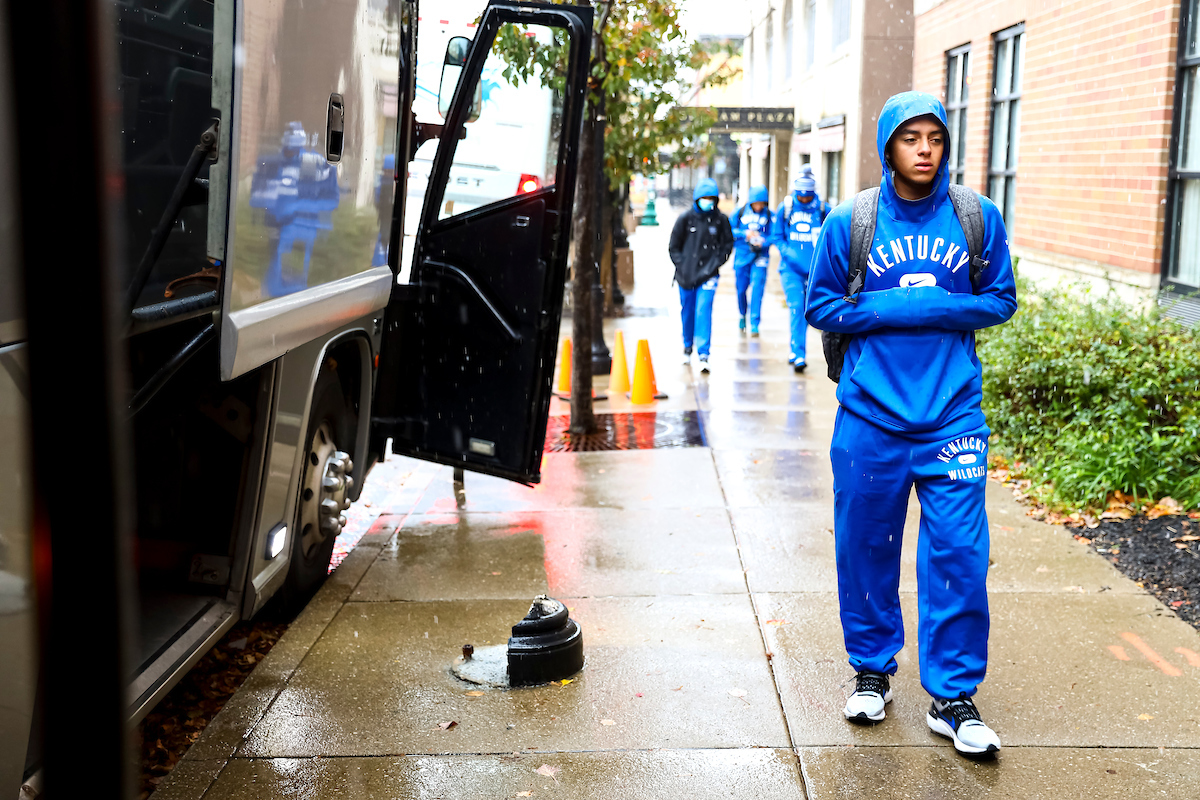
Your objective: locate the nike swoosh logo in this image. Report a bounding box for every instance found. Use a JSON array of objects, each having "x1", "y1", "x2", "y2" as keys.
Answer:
[{"x1": 899, "y1": 273, "x2": 937, "y2": 288}]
